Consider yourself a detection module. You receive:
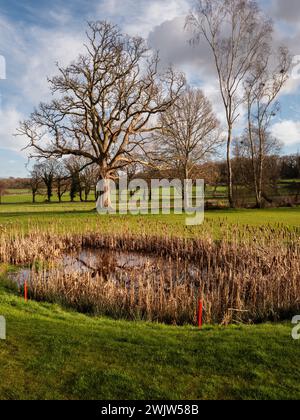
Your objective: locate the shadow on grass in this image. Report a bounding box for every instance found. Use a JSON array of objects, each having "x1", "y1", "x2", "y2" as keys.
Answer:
[{"x1": 0, "y1": 209, "x2": 97, "y2": 219}]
